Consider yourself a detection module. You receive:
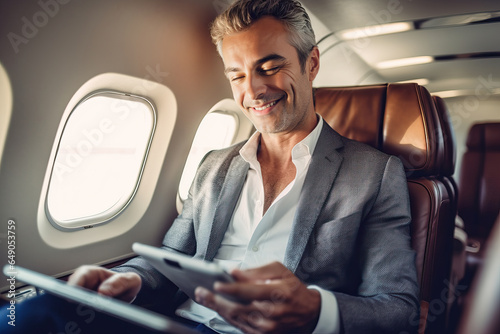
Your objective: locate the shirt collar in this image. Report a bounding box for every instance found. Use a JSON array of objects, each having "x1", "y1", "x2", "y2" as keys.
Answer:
[{"x1": 239, "y1": 115, "x2": 324, "y2": 169}]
